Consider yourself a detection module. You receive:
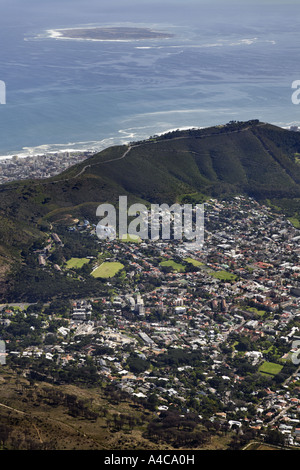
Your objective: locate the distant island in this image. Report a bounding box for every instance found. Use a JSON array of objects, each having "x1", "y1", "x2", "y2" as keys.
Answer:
[{"x1": 48, "y1": 26, "x2": 174, "y2": 41}]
